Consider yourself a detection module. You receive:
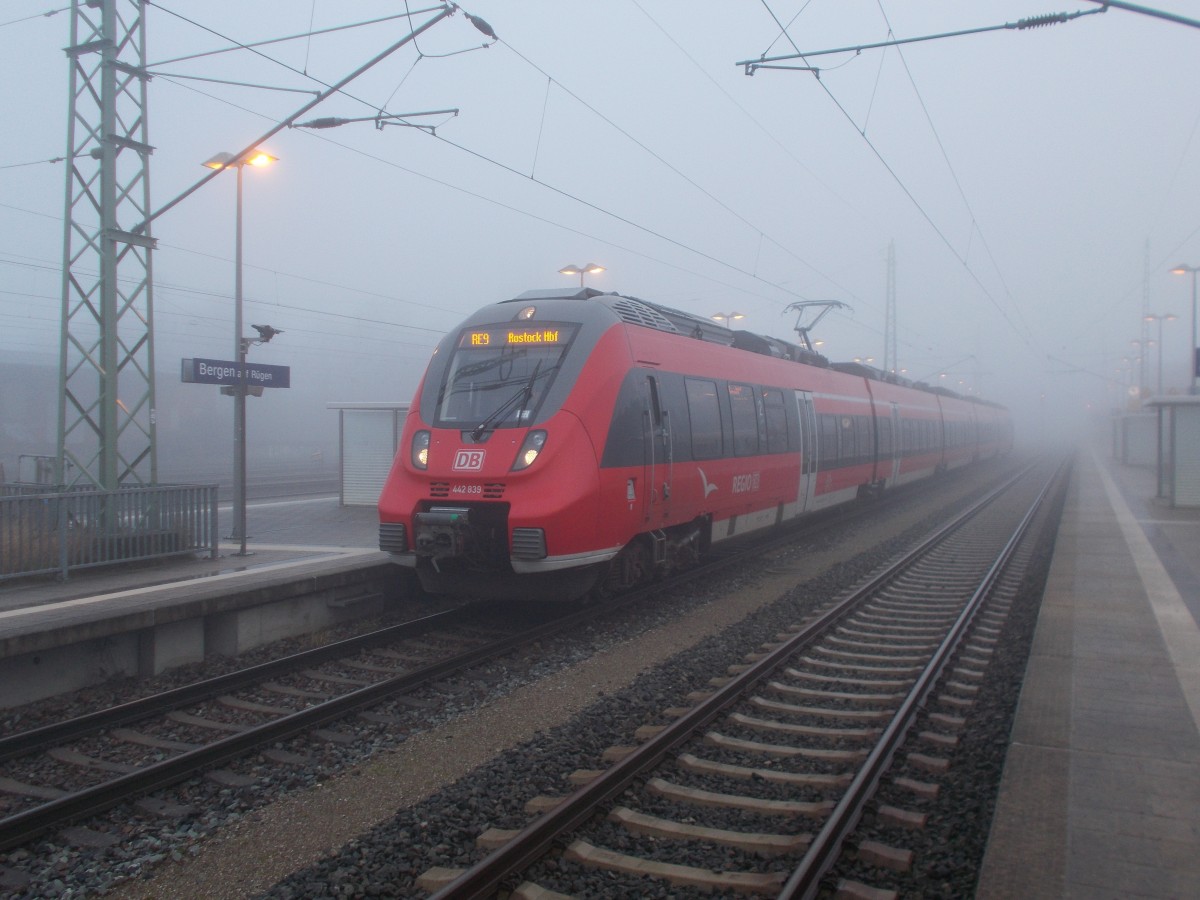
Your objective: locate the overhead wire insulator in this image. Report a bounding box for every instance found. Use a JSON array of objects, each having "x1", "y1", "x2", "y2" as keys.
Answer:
[
  {"x1": 465, "y1": 13, "x2": 497, "y2": 39},
  {"x1": 1015, "y1": 12, "x2": 1071, "y2": 29},
  {"x1": 296, "y1": 116, "x2": 350, "y2": 129}
]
